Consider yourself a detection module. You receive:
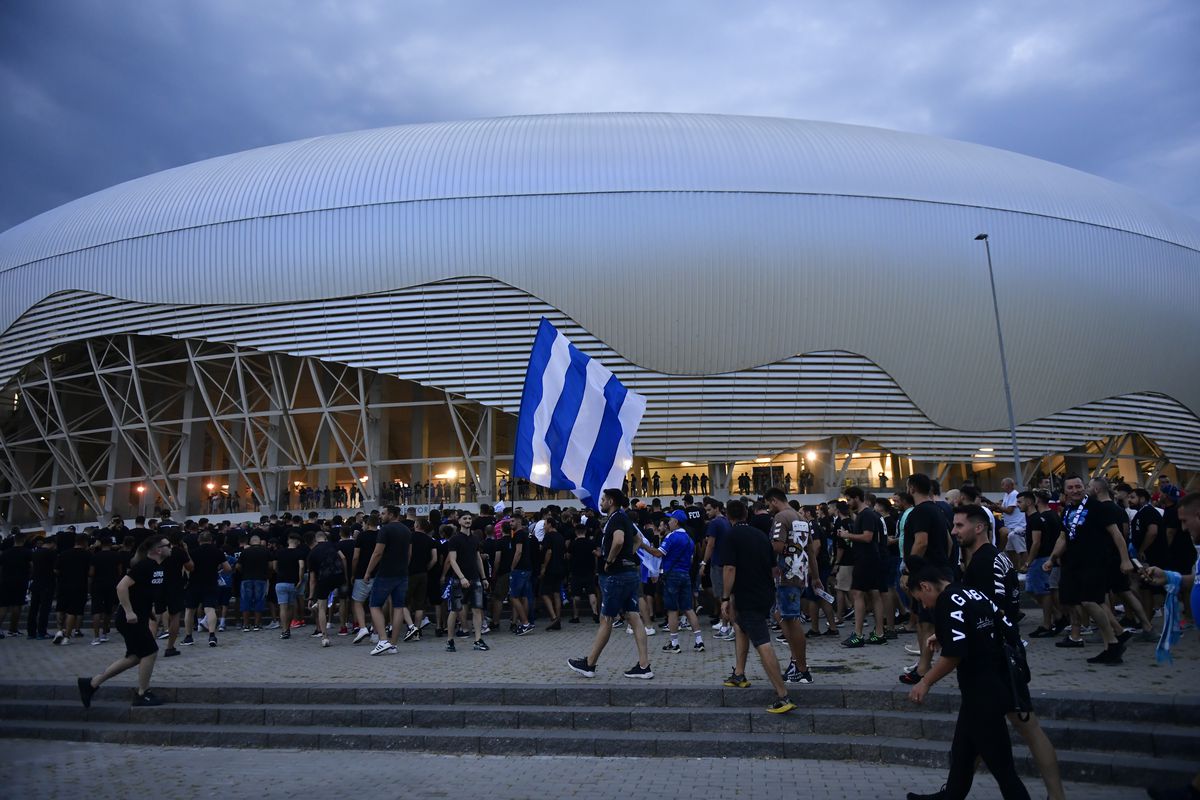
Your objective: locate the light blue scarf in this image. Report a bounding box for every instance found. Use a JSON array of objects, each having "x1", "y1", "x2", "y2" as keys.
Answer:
[{"x1": 1156, "y1": 570, "x2": 1184, "y2": 664}]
